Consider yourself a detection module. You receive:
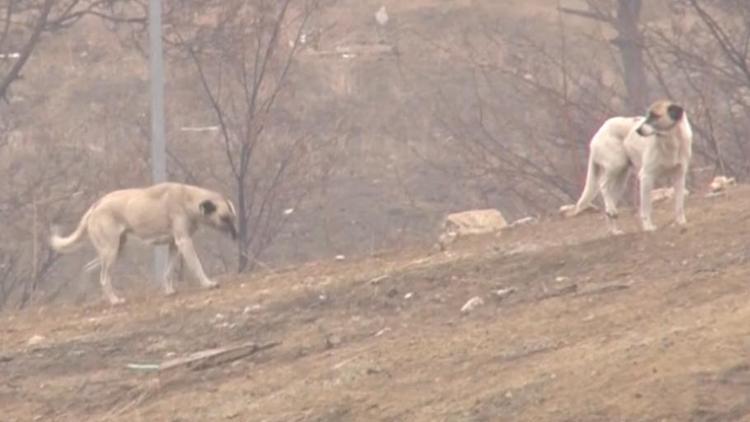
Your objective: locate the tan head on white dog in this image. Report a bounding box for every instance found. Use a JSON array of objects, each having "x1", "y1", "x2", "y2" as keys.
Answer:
[{"x1": 635, "y1": 100, "x2": 685, "y2": 137}]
